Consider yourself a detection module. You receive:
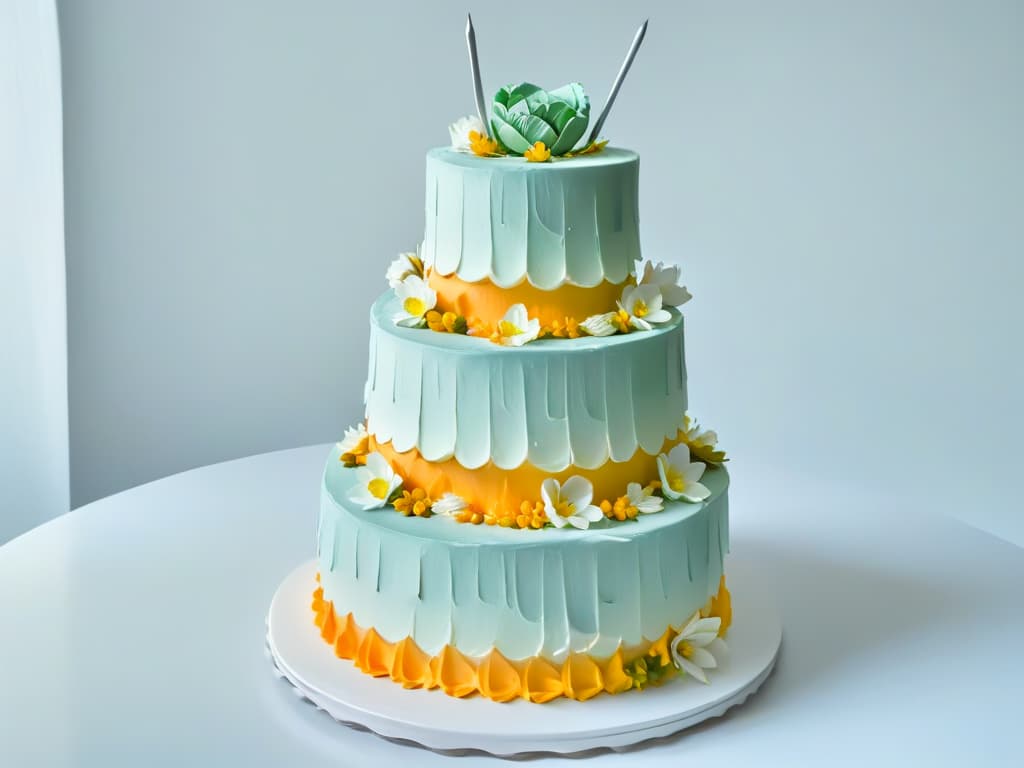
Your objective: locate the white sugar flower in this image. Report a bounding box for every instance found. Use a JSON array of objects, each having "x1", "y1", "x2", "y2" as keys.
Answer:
[
  {"x1": 338, "y1": 423, "x2": 368, "y2": 455},
  {"x1": 626, "y1": 482, "x2": 664, "y2": 515},
  {"x1": 680, "y1": 414, "x2": 727, "y2": 464},
  {"x1": 541, "y1": 476, "x2": 604, "y2": 530},
  {"x1": 386, "y1": 250, "x2": 424, "y2": 288},
  {"x1": 393, "y1": 275, "x2": 437, "y2": 328},
  {"x1": 348, "y1": 452, "x2": 402, "y2": 510},
  {"x1": 495, "y1": 303, "x2": 540, "y2": 347},
  {"x1": 656, "y1": 444, "x2": 711, "y2": 503},
  {"x1": 432, "y1": 492, "x2": 468, "y2": 516},
  {"x1": 638, "y1": 261, "x2": 692, "y2": 307},
  {"x1": 618, "y1": 284, "x2": 672, "y2": 331},
  {"x1": 449, "y1": 115, "x2": 487, "y2": 152},
  {"x1": 579, "y1": 311, "x2": 619, "y2": 337},
  {"x1": 336, "y1": 423, "x2": 370, "y2": 466},
  {"x1": 670, "y1": 610, "x2": 722, "y2": 684}
]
